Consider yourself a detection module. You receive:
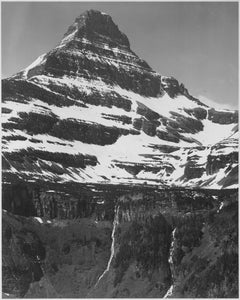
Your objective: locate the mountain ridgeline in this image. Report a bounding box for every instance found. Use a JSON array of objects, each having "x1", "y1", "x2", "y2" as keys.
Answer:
[{"x1": 2, "y1": 10, "x2": 238, "y2": 298}]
